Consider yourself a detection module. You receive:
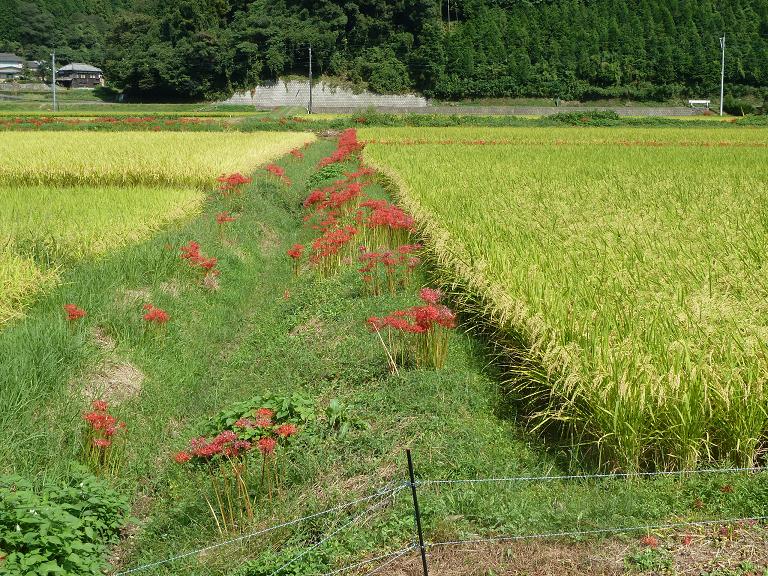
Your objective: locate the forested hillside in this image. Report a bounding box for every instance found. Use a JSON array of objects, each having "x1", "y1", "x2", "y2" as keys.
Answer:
[
  {"x1": 2, "y1": 0, "x2": 768, "y2": 103},
  {"x1": 0, "y1": 0, "x2": 137, "y2": 66}
]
